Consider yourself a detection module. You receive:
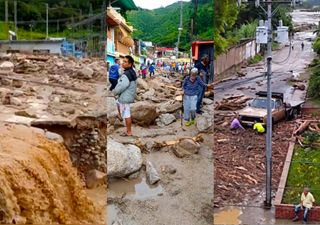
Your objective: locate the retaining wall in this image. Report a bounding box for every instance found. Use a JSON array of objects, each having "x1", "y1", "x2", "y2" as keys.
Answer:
[{"x1": 275, "y1": 137, "x2": 320, "y2": 221}]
